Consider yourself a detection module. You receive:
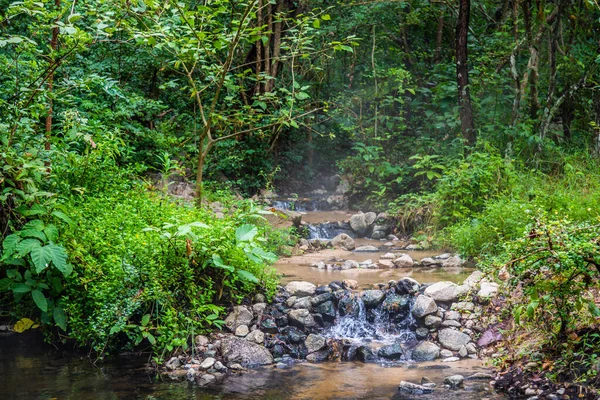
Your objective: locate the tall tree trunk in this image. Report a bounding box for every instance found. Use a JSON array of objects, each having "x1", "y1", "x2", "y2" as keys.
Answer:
[
  {"x1": 45, "y1": 0, "x2": 60, "y2": 155},
  {"x1": 434, "y1": 12, "x2": 444, "y2": 63},
  {"x1": 456, "y1": 0, "x2": 476, "y2": 146}
]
